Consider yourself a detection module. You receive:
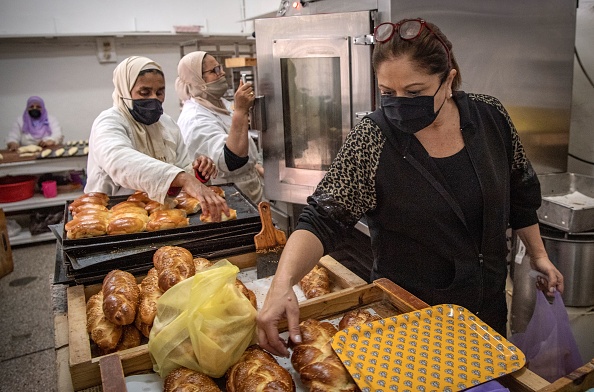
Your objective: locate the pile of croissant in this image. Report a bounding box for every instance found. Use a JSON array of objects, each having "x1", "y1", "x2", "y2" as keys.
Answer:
[
  {"x1": 86, "y1": 245, "x2": 256, "y2": 353},
  {"x1": 66, "y1": 187, "x2": 233, "y2": 239}
]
